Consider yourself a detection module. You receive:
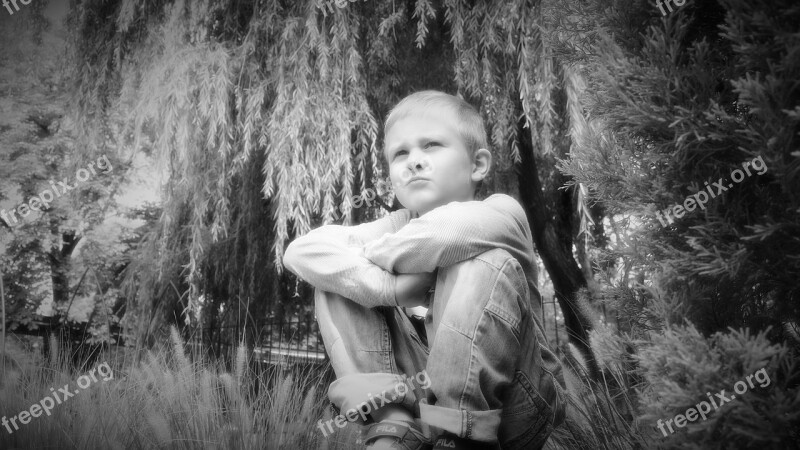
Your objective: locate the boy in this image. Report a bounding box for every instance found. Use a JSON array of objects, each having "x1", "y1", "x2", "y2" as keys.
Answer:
[{"x1": 283, "y1": 91, "x2": 566, "y2": 450}]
